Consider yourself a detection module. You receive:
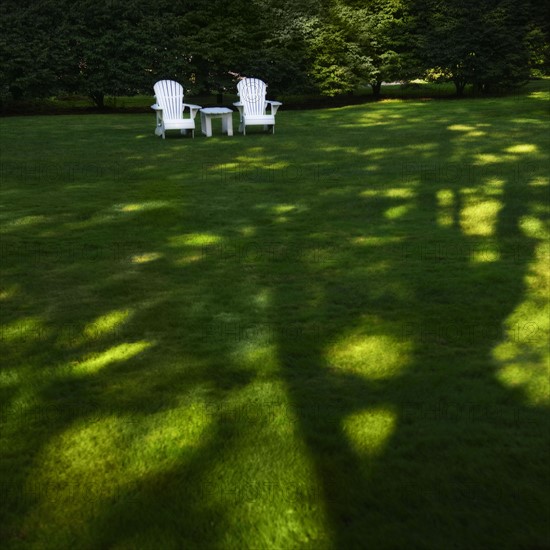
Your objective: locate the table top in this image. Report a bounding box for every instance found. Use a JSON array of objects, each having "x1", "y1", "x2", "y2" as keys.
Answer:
[{"x1": 200, "y1": 107, "x2": 233, "y2": 114}]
